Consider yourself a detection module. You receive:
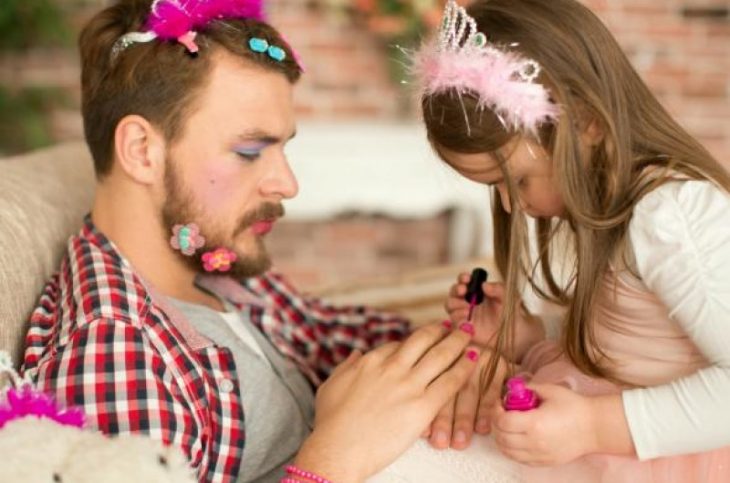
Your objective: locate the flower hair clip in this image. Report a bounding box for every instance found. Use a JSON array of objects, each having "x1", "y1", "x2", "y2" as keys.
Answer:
[{"x1": 412, "y1": 0, "x2": 560, "y2": 134}]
